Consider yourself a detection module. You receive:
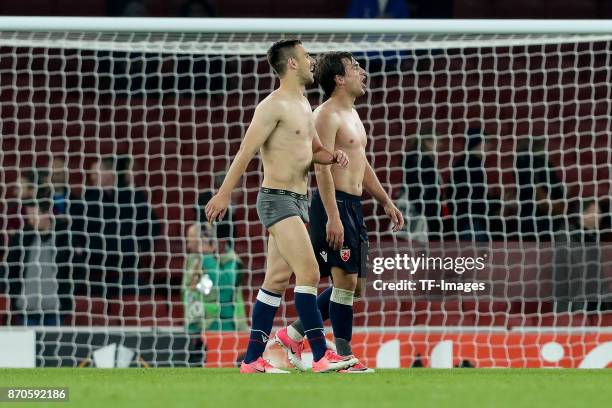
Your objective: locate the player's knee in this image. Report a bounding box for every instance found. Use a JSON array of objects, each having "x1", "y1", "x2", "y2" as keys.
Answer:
[
  {"x1": 263, "y1": 273, "x2": 290, "y2": 293},
  {"x1": 353, "y1": 278, "x2": 366, "y2": 298},
  {"x1": 295, "y1": 256, "x2": 320, "y2": 286},
  {"x1": 337, "y1": 276, "x2": 358, "y2": 292},
  {"x1": 331, "y1": 269, "x2": 358, "y2": 292},
  {"x1": 264, "y1": 281, "x2": 287, "y2": 294},
  {"x1": 295, "y1": 265, "x2": 320, "y2": 287}
]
